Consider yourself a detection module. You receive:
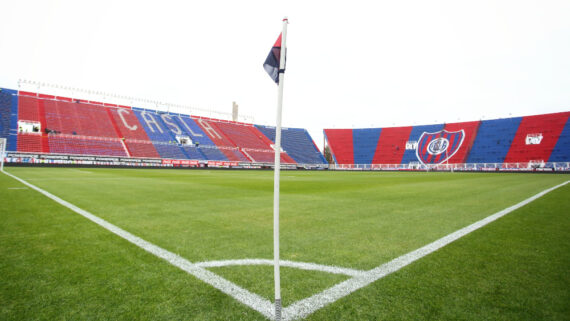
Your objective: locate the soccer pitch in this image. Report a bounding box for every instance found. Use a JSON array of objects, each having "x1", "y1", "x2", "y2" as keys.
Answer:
[{"x1": 1, "y1": 168, "x2": 569, "y2": 320}]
